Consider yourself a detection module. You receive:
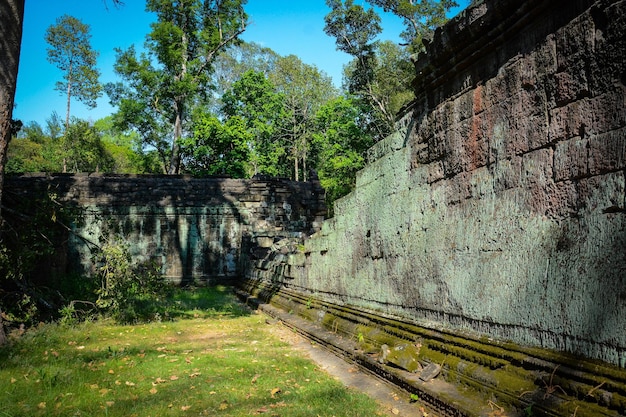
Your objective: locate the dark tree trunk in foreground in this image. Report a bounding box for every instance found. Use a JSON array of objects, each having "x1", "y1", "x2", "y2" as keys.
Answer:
[
  {"x1": 0, "y1": 0, "x2": 25, "y2": 222},
  {"x1": 0, "y1": 0, "x2": 25, "y2": 345}
]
